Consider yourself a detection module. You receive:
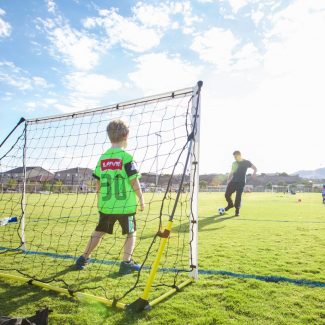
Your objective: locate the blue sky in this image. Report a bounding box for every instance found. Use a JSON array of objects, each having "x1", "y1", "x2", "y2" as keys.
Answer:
[{"x1": 0, "y1": 0, "x2": 324, "y2": 173}]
